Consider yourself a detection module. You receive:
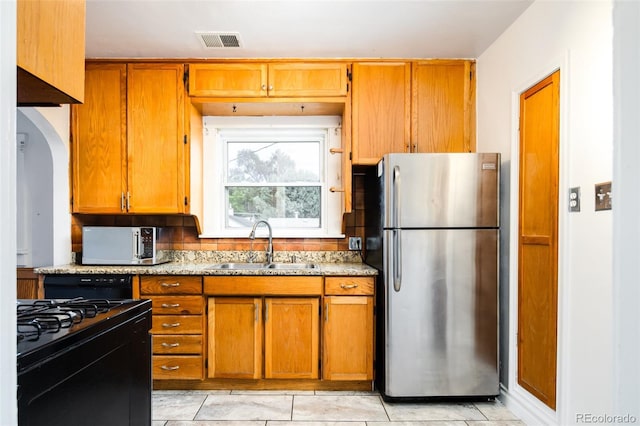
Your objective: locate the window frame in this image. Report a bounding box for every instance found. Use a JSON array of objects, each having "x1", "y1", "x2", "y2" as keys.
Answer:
[{"x1": 201, "y1": 115, "x2": 344, "y2": 238}]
